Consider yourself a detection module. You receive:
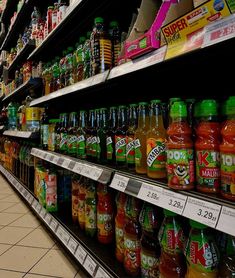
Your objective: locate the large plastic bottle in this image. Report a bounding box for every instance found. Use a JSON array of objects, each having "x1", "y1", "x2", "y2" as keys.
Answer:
[
  {"x1": 147, "y1": 99, "x2": 167, "y2": 179},
  {"x1": 185, "y1": 220, "x2": 219, "y2": 278},
  {"x1": 158, "y1": 209, "x2": 186, "y2": 278},
  {"x1": 167, "y1": 101, "x2": 194, "y2": 190},
  {"x1": 220, "y1": 96, "x2": 235, "y2": 201},
  {"x1": 195, "y1": 100, "x2": 221, "y2": 194}
]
